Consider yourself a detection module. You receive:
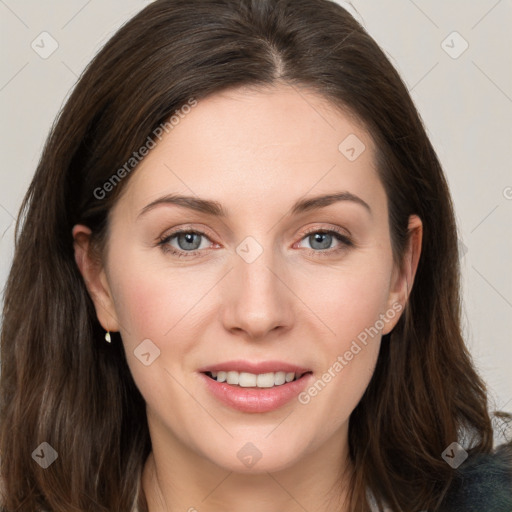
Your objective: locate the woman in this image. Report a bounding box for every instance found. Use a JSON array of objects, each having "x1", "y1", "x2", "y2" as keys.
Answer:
[{"x1": 1, "y1": 0, "x2": 510, "y2": 511}]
